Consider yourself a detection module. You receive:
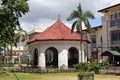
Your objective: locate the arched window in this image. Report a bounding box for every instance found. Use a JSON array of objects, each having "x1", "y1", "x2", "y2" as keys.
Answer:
[
  {"x1": 33, "y1": 48, "x2": 38, "y2": 67},
  {"x1": 68, "y1": 47, "x2": 79, "y2": 68},
  {"x1": 45, "y1": 47, "x2": 58, "y2": 68}
]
